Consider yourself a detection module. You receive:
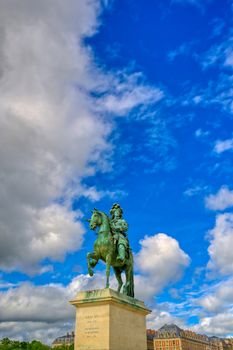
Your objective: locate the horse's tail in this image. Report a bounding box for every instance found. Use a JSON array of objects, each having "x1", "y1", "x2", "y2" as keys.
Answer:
[{"x1": 127, "y1": 251, "x2": 134, "y2": 298}]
